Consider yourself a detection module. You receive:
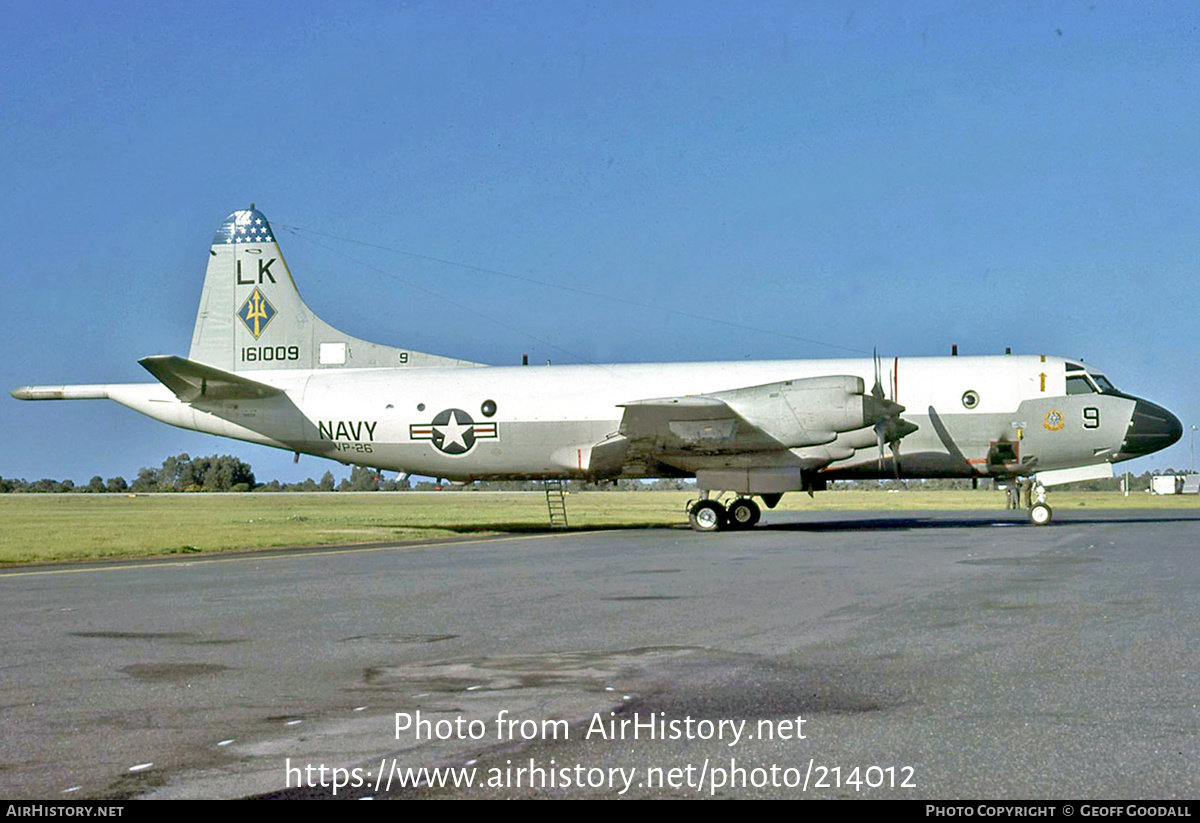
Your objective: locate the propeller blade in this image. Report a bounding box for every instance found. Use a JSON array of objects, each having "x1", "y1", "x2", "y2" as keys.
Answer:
[{"x1": 871, "y1": 348, "x2": 885, "y2": 401}]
